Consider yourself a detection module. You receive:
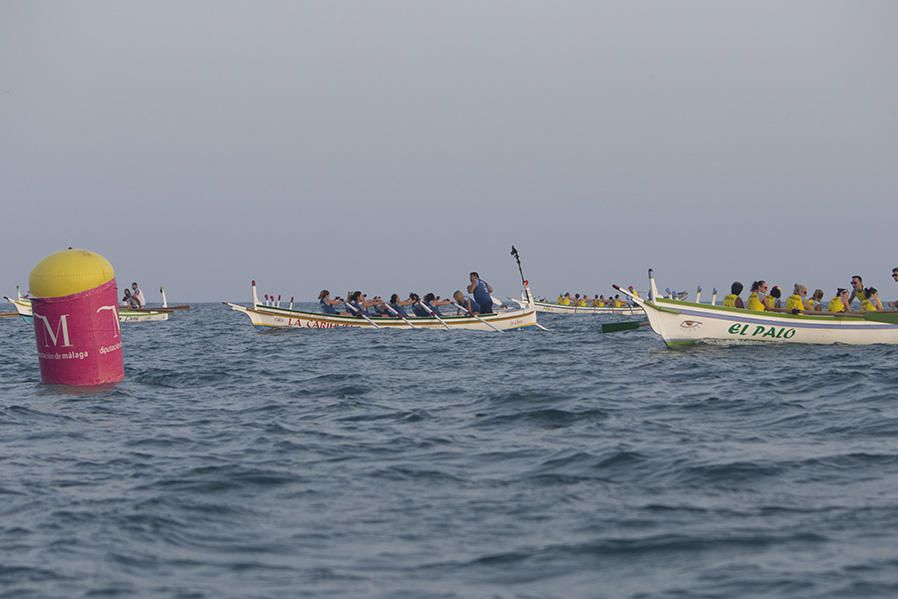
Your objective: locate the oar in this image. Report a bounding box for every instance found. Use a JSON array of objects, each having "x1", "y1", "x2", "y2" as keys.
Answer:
[
  {"x1": 344, "y1": 302, "x2": 381, "y2": 329},
  {"x1": 451, "y1": 301, "x2": 503, "y2": 333},
  {"x1": 602, "y1": 320, "x2": 650, "y2": 334},
  {"x1": 417, "y1": 301, "x2": 451, "y2": 330},
  {"x1": 383, "y1": 303, "x2": 418, "y2": 329}
]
